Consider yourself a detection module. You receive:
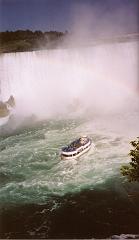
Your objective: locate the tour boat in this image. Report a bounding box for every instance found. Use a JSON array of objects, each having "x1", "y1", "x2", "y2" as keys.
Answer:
[{"x1": 61, "y1": 136, "x2": 92, "y2": 159}]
